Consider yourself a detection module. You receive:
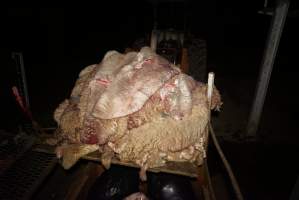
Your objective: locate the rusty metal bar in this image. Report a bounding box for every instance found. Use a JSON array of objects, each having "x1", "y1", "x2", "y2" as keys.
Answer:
[{"x1": 12, "y1": 52, "x2": 30, "y2": 110}]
